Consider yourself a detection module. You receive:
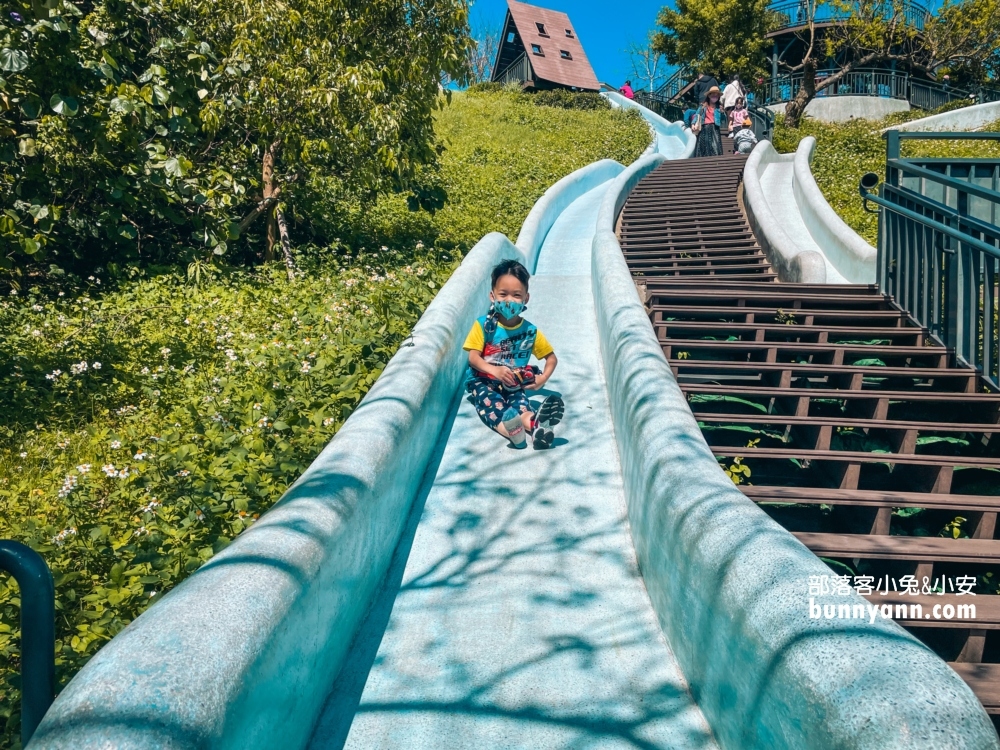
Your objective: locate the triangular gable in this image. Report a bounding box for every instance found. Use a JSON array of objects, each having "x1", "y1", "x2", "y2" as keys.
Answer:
[{"x1": 495, "y1": 0, "x2": 600, "y2": 91}]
